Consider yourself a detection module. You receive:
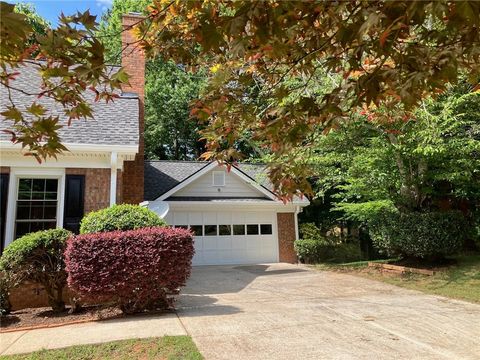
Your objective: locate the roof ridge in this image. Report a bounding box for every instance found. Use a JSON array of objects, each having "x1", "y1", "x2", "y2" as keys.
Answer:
[
  {"x1": 146, "y1": 160, "x2": 267, "y2": 165},
  {"x1": 146, "y1": 160, "x2": 208, "y2": 163}
]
